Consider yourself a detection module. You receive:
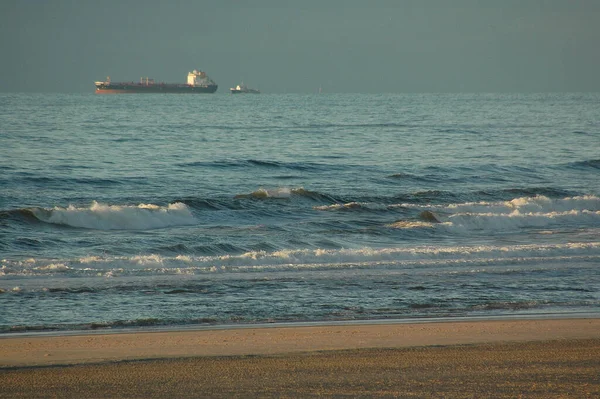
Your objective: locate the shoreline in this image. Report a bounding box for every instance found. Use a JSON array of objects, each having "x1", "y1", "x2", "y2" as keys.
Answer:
[
  {"x1": 4, "y1": 311, "x2": 599, "y2": 339},
  {"x1": 2, "y1": 317, "x2": 599, "y2": 368},
  {"x1": 2, "y1": 318, "x2": 599, "y2": 398}
]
